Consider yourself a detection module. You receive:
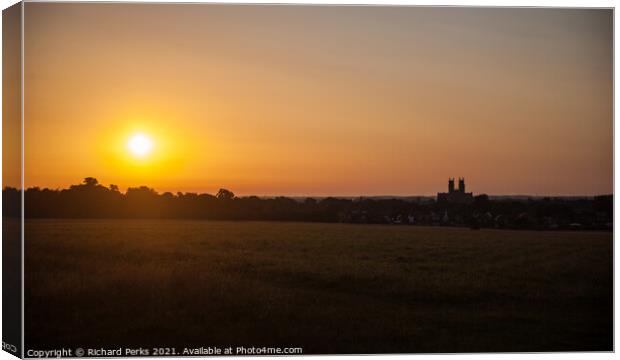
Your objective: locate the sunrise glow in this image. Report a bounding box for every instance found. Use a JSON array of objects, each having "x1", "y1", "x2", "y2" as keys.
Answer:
[{"x1": 20, "y1": 5, "x2": 613, "y2": 196}]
